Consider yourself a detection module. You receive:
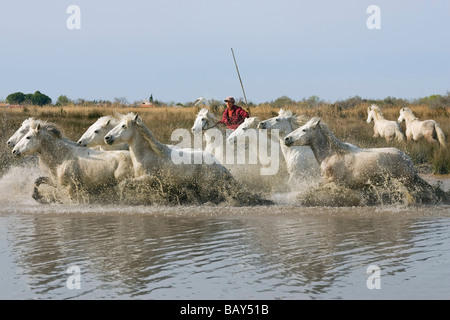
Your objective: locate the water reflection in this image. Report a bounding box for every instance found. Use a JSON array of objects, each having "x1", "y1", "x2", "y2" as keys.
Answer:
[{"x1": 2, "y1": 206, "x2": 450, "y2": 299}]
